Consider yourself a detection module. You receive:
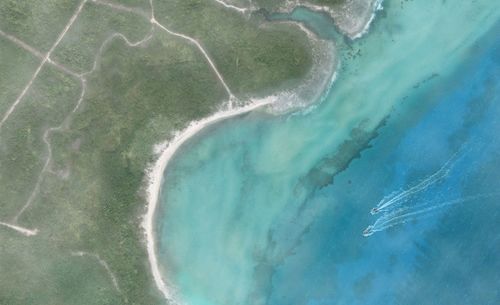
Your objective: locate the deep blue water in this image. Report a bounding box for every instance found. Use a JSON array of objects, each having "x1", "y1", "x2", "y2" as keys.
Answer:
[
  {"x1": 266, "y1": 24, "x2": 500, "y2": 305},
  {"x1": 156, "y1": 1, "x2": 500, "y2": 304}
]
